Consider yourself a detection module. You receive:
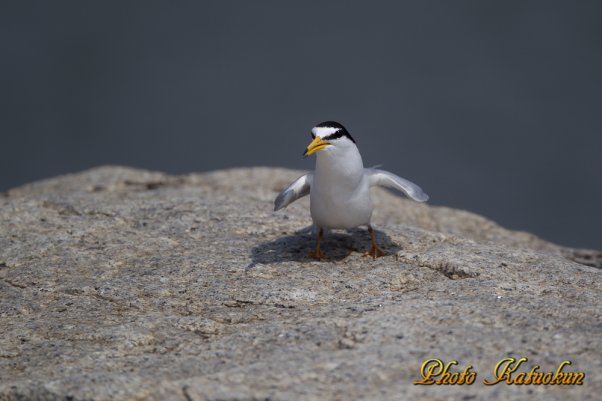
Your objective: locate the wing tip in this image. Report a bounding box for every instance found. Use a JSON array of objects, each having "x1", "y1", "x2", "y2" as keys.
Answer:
[
  {"x1": 274, "y1": 189, "x2": 291, "y2": 211},
  {"x1": 417, "y1": 192, "x2": 429, "y2": 202}
]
